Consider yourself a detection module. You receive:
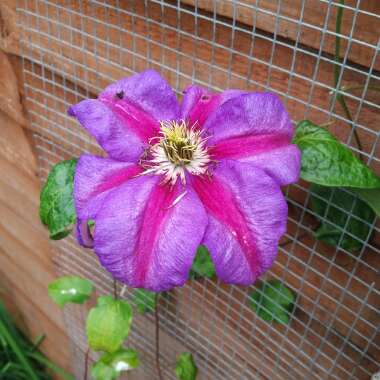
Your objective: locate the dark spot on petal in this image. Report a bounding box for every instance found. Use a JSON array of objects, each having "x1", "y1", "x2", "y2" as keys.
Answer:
[
  {"x1": 115, "y1": 90, "x2": 124, "y2": 99},
  {"x1": 201, "y1": 95, "x2": 210, "y2": 101}
]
